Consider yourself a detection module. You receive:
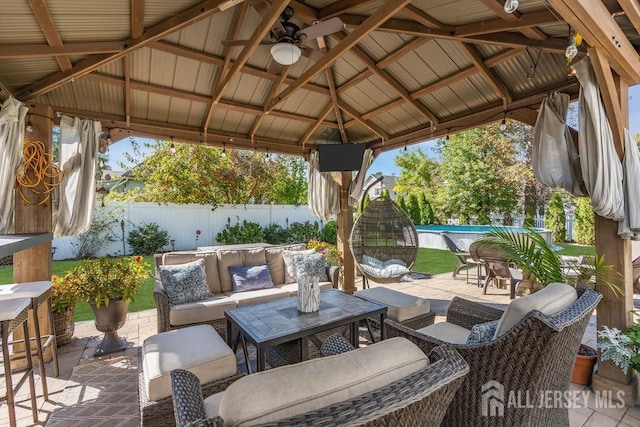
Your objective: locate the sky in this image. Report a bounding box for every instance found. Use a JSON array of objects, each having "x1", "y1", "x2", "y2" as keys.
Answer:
[{"x1": 107, "y1": 85, "x2": 640, "y2": 176}]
